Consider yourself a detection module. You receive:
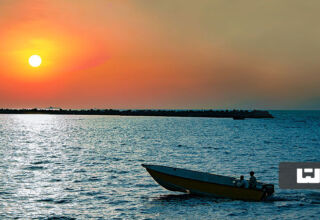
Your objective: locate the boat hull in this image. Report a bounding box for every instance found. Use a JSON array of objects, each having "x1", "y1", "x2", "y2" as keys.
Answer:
[{"x1": 143, "y1": 164, "x2": 271, "y2": 201}]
